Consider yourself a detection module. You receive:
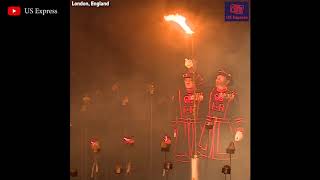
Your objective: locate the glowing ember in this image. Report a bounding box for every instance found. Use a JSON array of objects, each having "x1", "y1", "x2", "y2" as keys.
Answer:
[
  {"x1": 163, "y1": 135, "x2": 172, "y2": 145},
  {"x1": 90, "y1": 139, "x2": 101, "y2": 153},
  {"x1": 123, "y1": 136, "x2": 135, "y2": 145},
  {"x1": 164, "y1": 14, "x2": 194, "y2": 34}
]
